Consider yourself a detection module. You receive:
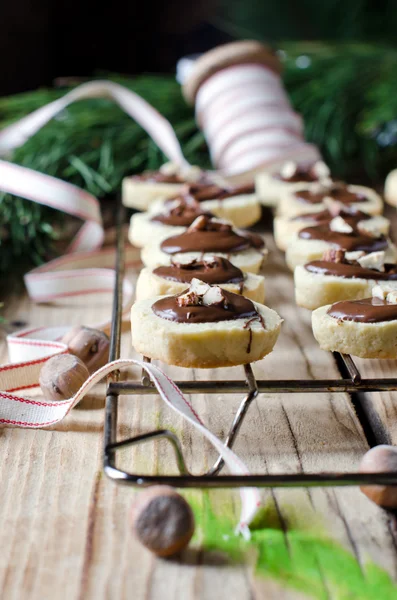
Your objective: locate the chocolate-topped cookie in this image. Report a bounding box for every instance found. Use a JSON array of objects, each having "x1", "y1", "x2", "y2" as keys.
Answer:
[
  {"x1": 141, "y1": 216, "x2": 267, "y2": 274},
  {"x1": 257, "y1": 160, "x2": 332, "y2": 208},
  {"x1": 131, "y1": 278, "x2": 282, "y2": 368},
  {"x1": 135, "y1": 257, "x2": 266, "y2": 303},
  {"x1": 278, "y1": 182, "x2": 383, "y2": 218},
  {"x1": 295, "y1": 247, "x2": 397, "y2": 310},
  {"x1": 312, "y1": 286, "x2": 397, "y2": 359},
  {"x1": 285, "y1": 212, "x2": 394, "y2": 271}
]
